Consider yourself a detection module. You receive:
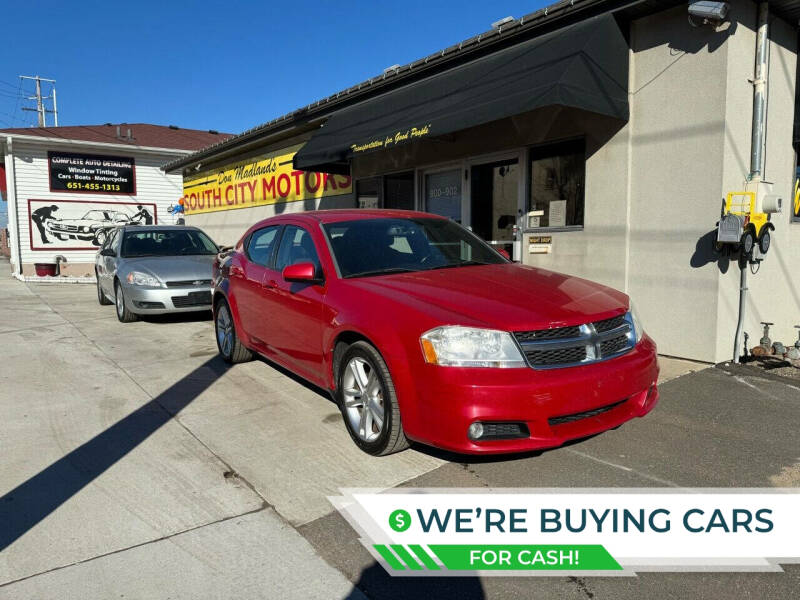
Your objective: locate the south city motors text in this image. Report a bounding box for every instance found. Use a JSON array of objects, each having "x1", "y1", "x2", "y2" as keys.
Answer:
[{"x1": 183, "y1": 170, "x2": 352, "y2": 211}]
